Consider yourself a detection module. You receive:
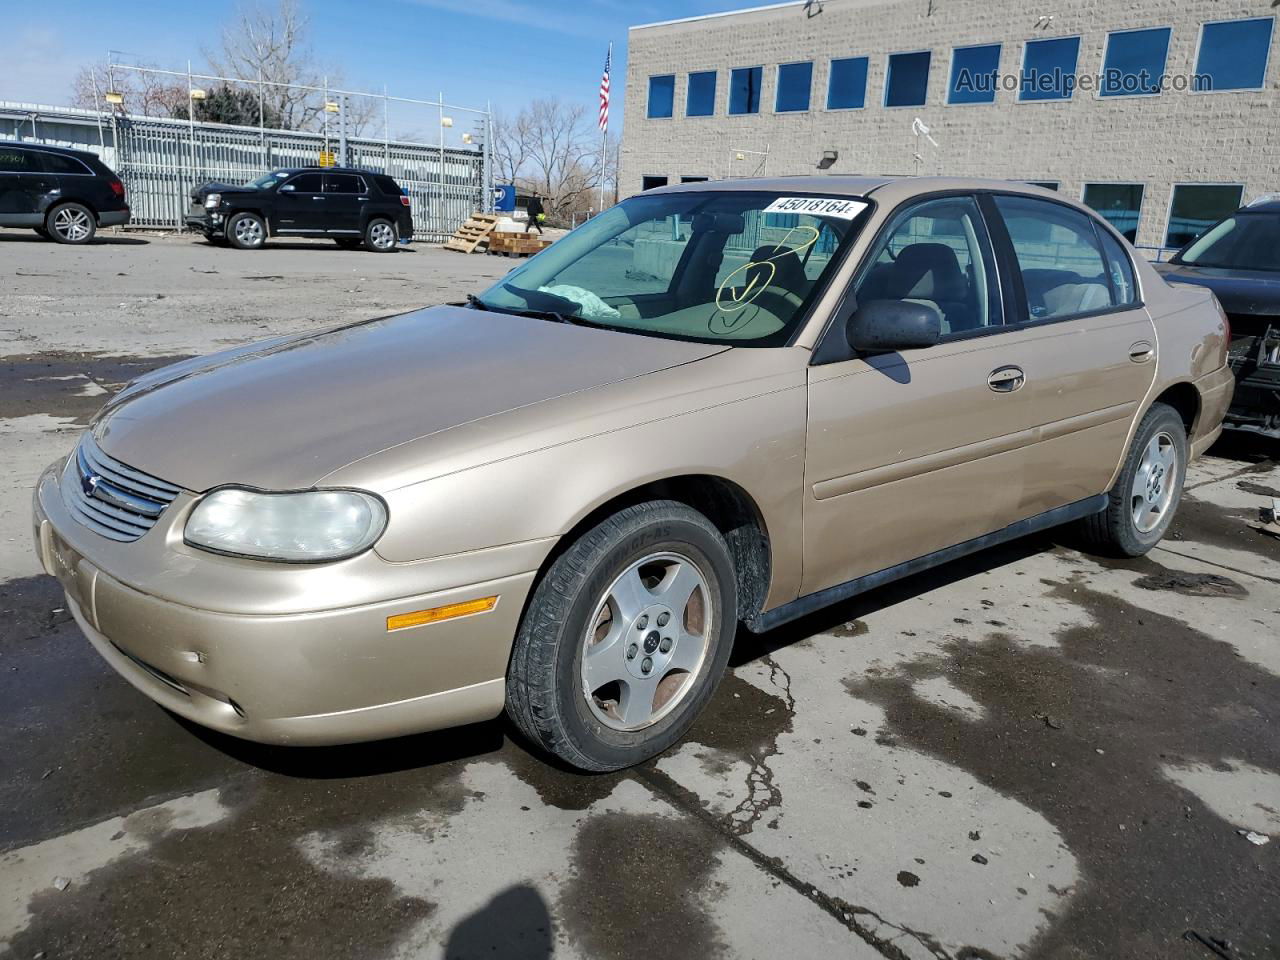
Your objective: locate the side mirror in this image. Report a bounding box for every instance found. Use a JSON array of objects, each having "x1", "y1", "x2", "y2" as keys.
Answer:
[
  {"x1": 847, "y1": 299, "x2": 942, "y2": 353},
  {"x1": 279, "y1": 183, "x2": 295, "y2": 192}
]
